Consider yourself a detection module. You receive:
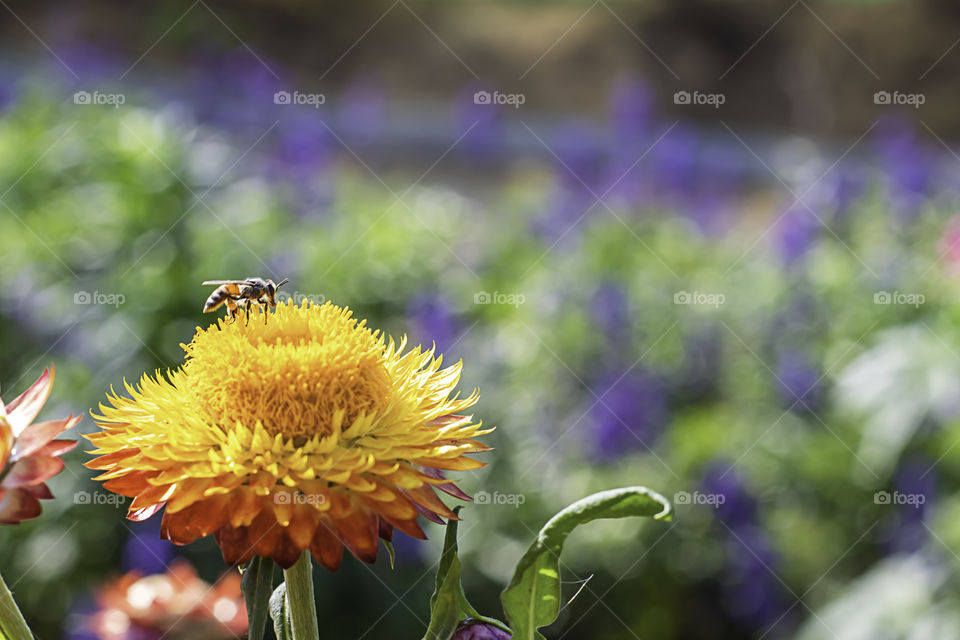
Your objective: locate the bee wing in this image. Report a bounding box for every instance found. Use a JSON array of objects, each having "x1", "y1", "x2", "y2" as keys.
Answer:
[{"x1": 202, "y1": 280, "x2": 247, "y2": 286}]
